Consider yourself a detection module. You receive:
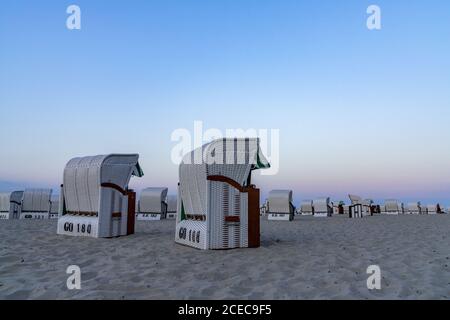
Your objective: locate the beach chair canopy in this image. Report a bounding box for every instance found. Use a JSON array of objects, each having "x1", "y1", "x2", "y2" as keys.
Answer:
[
  {"x1": 167, "y1": 195, "x2": 177, "y2": 212},
  {"x1": 63, "y1": 154, "x2": 143, "y2": 215},
  {"x1": 22, "y1": 189, "x2": 52, "y2": 212},
  {"x1": 139, "y1": 187, "x2": 168, "y2": 213},
  {"x1": 267, "y1": 190, "x2": 293, "y2": 213},
  {"x1": 179, "y1": 138, "x2": 270, "y2": 218}
]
